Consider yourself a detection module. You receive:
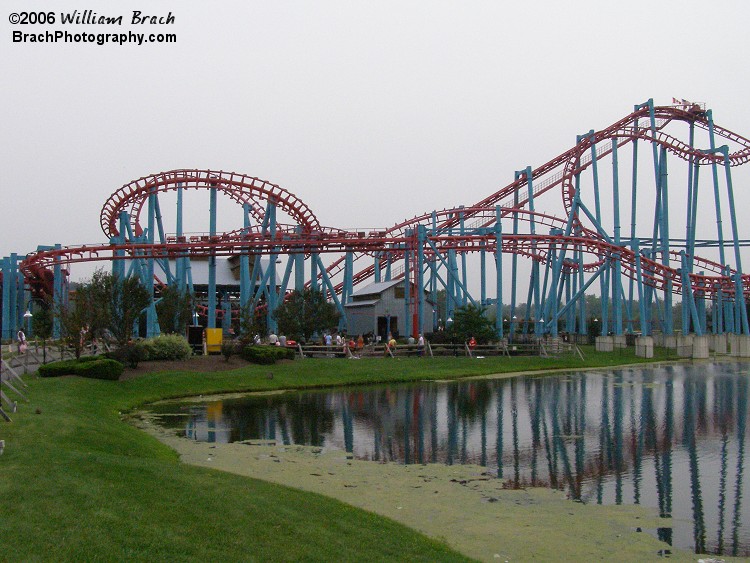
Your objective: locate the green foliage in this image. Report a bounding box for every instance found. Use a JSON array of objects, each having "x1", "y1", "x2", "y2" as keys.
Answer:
[
  {"x1": 273, "y1": 288, "x2": 340, "y2": 341},
  {"x1": 109, "y1": 274, "x2": 152, "y2": 346},
  {"x1": 221, "y1": 340, "x2": 240, "y2": 362},
  {"x1": 31, "y1": 302, "x2": 54, "y2": 340},
  {"x1": 238, "y1": 301, "x2": 267, "y2": 342},
  {"x1": 156, "y1": 286, "x2": 194, "y2": 335},
  {"x1": 139, "y1": 334, "x2": 192, "y2": 361},
  {"x1": 38, "y1": 357, "x2": 123, "y2": 380},
  {"x1": 38, "y1": 360, "x2": 80, "y2": 378},
  {"x1": 447, "y1": 304, "x2": 497, "y2": 344},
  {"x1": 55, "y1": 269, "x2": 152, "y2": 353},
  {"x1": 74, "y1": 359, "x2": 124, "y2": 380},
  {"x1": 55, "y1": 300, "x2": 89, "y2": 359},
  {"x1": 107, "y1": 341, "x2": 148, "y2": 368},
  {"x1": 240, "y1": 345, "x2": 294, "y2": 365}
]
